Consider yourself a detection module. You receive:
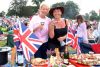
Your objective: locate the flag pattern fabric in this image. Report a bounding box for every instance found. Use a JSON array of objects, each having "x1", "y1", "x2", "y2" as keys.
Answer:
[
  {"x1": 14, "y1": 22, "x2": 43, "y2": 61},
  {"x1": 67, "y1": 32, "x2": 81, "y2": 54}
]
